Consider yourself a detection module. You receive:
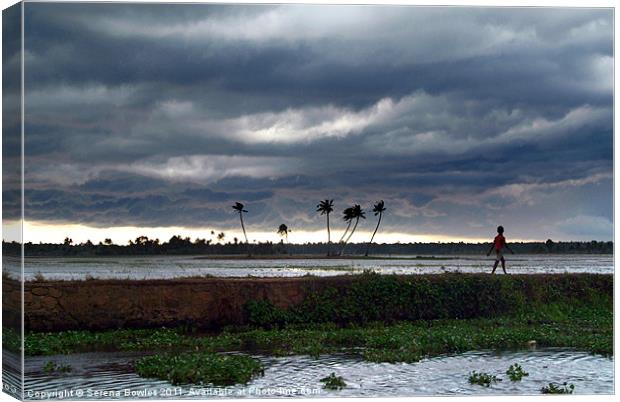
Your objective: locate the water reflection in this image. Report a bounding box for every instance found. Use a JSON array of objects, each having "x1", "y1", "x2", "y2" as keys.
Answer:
[{"x1": 9, "y1": 254, "x2": 614, "y2": 281}]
